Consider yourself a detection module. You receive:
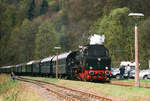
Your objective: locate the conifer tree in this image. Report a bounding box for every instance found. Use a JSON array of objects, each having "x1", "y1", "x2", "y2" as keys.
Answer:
[
  {"x1": 28, "y1": 0, "x2": 35, "y2": 20},
  {"x1": 40, "y1": 0, "x2": 48, "y2": 15}
]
